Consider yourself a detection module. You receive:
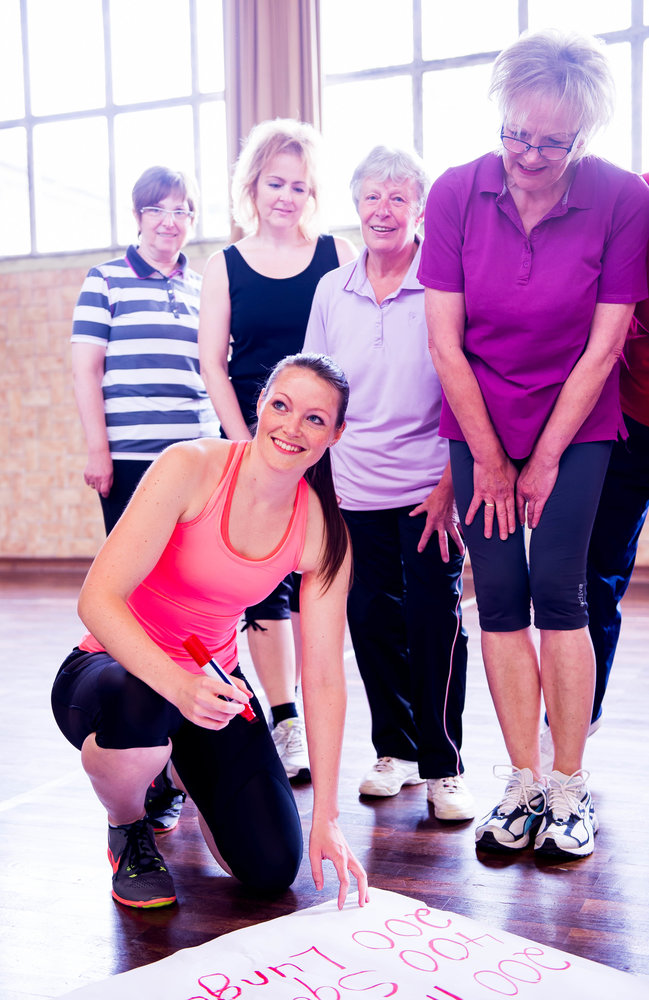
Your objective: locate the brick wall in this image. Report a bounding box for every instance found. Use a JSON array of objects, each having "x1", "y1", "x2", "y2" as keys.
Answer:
[{"x1": 1, "y1": 243, "x2": 648, "y2": 566}]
